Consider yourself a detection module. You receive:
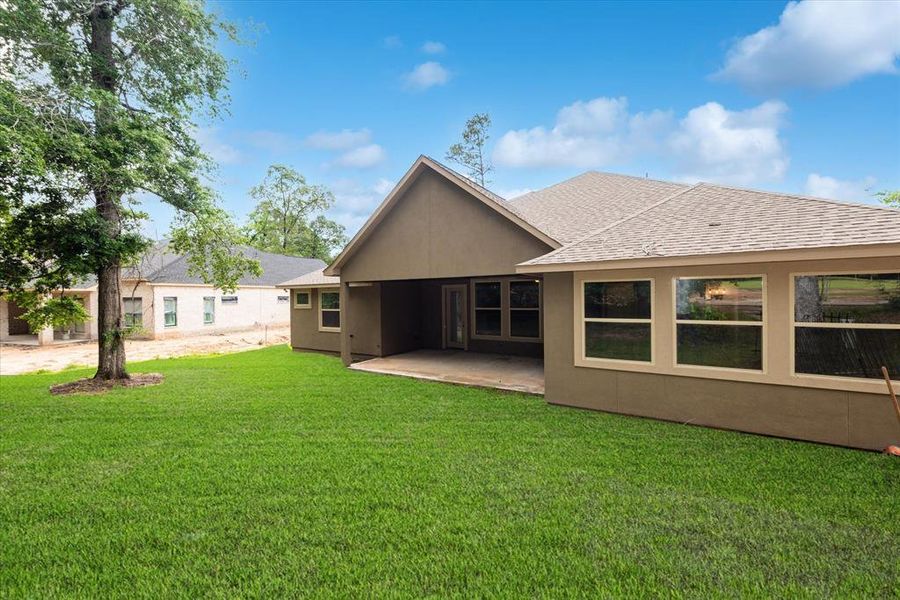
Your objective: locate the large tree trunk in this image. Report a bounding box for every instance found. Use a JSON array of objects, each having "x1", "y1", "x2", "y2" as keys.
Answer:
[{"x1": 91, "y1": 2, "x2": 128, "y2": 380}]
